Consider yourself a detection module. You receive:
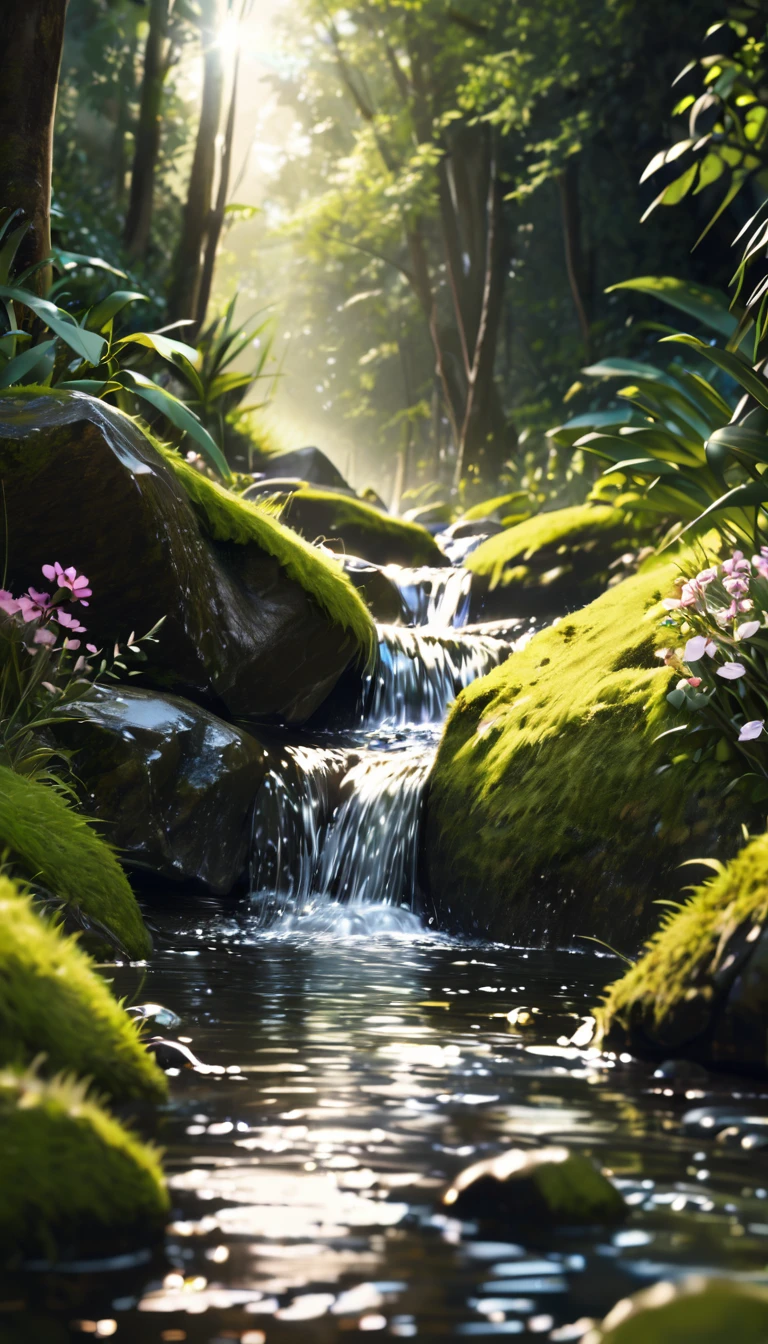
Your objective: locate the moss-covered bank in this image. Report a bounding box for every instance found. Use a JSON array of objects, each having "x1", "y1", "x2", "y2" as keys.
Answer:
[
  {"x1": 0, "y1": 766, "x2": 152, "y2": 960},
  {"x1": 281, "y1": 487, "x2": 447, "y2": 567},
  {"x1": 0, "y1": 877, "x2": 166, "y2": 1101},
  {"x1": 466, "y1": 503, "x2": 636, "y2": 618},
  {"x1": 599, "y1": 831, "x2": 768, "y2": 1071},
  {"x1": 425, "y1": 558, "x2": 752, "y2": 948},
  {"x1": 0, "y1": 1067, "x2": 168, "y2": 1258}
]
